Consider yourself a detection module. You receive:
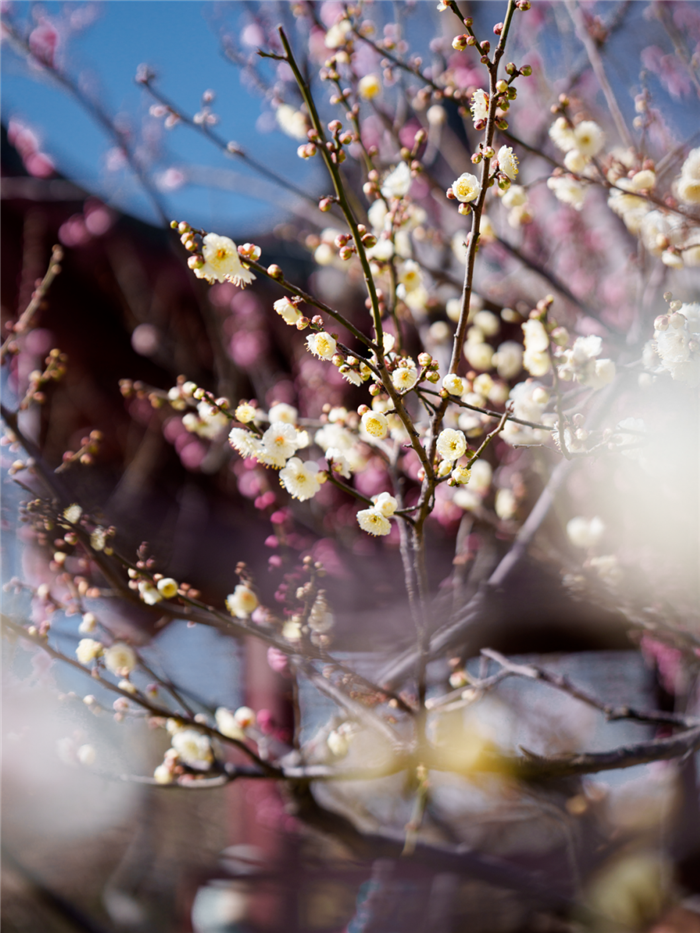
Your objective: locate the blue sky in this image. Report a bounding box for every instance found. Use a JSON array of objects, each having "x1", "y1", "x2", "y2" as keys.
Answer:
[{"x1": 2, "y1": 1, "x2": 320, "y2": 234}]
